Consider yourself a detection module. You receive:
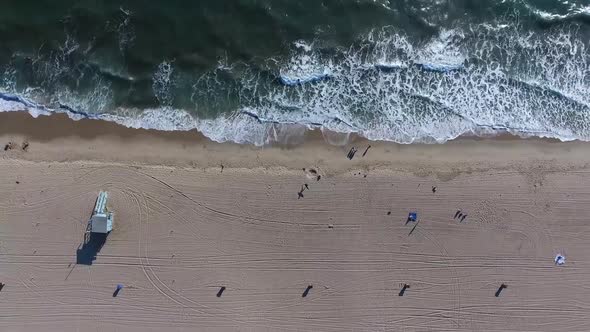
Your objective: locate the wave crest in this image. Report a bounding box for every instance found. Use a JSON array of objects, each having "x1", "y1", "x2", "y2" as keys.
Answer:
[{"x1": 1, "y1": 19, "x2": 590, "y2": 145}]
